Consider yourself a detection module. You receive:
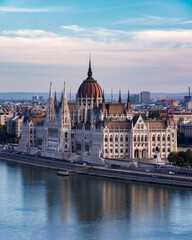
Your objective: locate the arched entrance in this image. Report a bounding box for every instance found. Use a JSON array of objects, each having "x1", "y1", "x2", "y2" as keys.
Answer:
[
  {"x1": 134, "y1": 149, "x2": 139, "y2": 158},
  {"x1": 142, "y1": 149, "x2": 146, "y2": 158}
]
